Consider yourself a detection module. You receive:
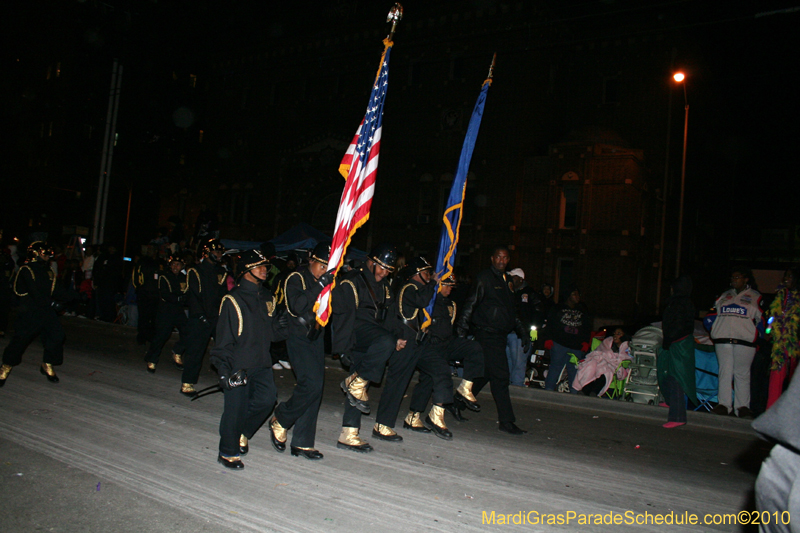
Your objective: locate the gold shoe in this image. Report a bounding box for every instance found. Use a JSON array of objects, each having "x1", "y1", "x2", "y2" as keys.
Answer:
[
  {"x1": 172, "y1": 352, "x2": 184, "y2": 369},
  {"x1": 180, "y1": 383, "x2": 197, "y2": 396},
  {"x1": 341, "y1": 373, "x2": 370, "y2": 414},
  {"x1": 424, "y1": 405, "x2": 453, "y2": 440},
  {"x1": 403, "y1": 411, "x2": 431, "y2": 433},
  {"x1": 146, "y1": 362, "x2": 156, "y2": 374},
  {"x1": 372, "y1": 423, "x2": 403, "y2": 442},
  {"x1": 269, "y1": 417, "x2": 287, "y2": 452},
  {"x1": 455, "y1": 379, "x2": 481, "y2": 412},
  {"x1": 40, "y1": 363, "x2": 59, "y2": 383},
  {"x1": 239, "y1": 434, "x2": 249, "y2": 455},
  {"x1": 336, "y1": 427, "x2": 373, "y2": 453},
  {"x1": 0, "y1": 364, "x2": 12, "y2": 387}
]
